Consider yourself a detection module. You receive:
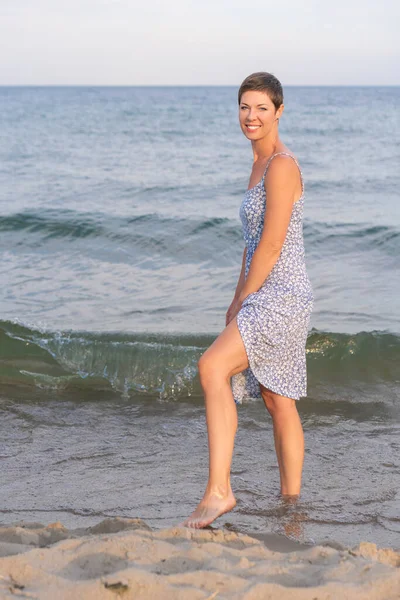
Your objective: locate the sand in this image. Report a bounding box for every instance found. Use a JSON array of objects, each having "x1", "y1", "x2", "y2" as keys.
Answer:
[{"x1": 0, "y1": 517, "x2": 399, "y2": 599}]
